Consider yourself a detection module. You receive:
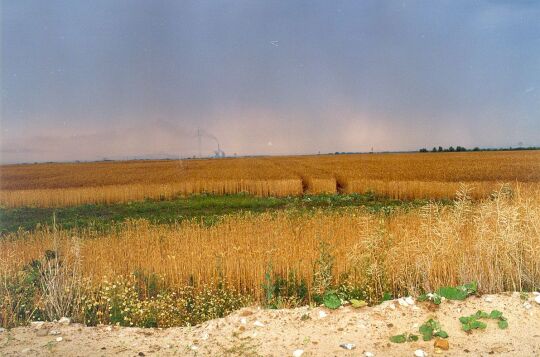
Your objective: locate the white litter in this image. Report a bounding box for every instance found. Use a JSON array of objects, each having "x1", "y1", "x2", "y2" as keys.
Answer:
[
  {"x1": 253, "y1": 320, "x2": 265, "y2": 327},
  {"x1": 318, "y1": 311, "x2": 327, "y2": 318},
  {"x1": 190, "y1": 345, "x2": 199, "y2": 351},
  {"x1": 293, "y1": 349, "x2": 304, "y2": 357},
  {"x1": 340, "y1": 343, "x2": 356, "y2": 350},
  {"x1": 240, "y1": 318, "x2": 247, "y2": 324},
  {"x1": 414, "y1": 349, "x2": 427, "y2": 357},
  {"x1": 364, "y1": 352, "x2": 375, "y2": 357},
  {"x1": 535, "y1": 295, "x2": 540, "y2": 304},
  {"x1": 484, "y1": 296, "x2": 494, "y2": 303},
  {"x1": 58, "y1": 317, "x2": 71, "y2": 325},
  {"x1": 55, "y1": 337, "x2": 63, "y2": 342},
  {"x1": 404, "y1": 296, "x2": 415, "y2": 305},
  {"x1": 523, "y1": 302, "x2": 532, "y2": 310}
]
